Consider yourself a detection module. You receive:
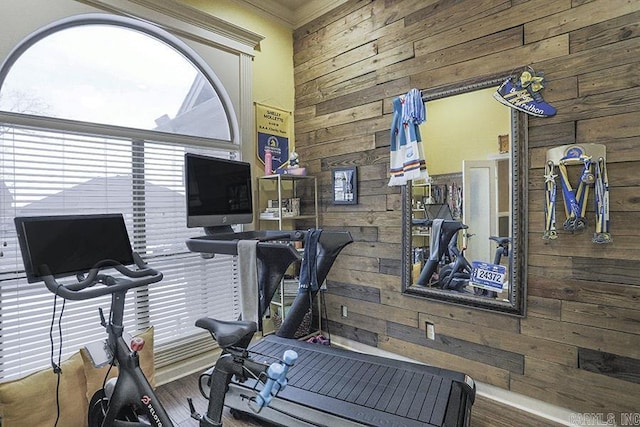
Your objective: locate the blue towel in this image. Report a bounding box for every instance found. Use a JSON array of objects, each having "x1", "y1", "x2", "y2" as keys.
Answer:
[{"x1": 298, "y1": 229, "x2": 322, "y2": 293}]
